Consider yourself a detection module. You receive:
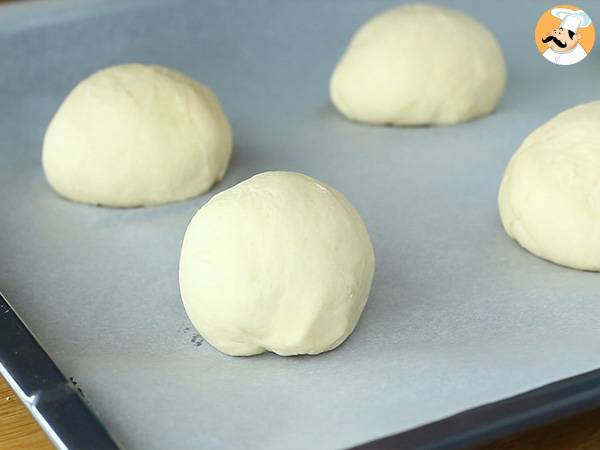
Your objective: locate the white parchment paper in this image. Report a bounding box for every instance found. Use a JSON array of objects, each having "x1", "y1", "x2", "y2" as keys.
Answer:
[{"x1": 1, "y1": 1, "x2": 599, "y2": 449}]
